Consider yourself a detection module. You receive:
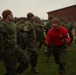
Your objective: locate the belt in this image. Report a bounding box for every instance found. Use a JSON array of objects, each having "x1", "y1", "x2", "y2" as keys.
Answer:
[
  {"x1": 54, "y1": 45, "x2": 67, "y2": 48},
  {"x1": 54, "y1": 45, "x2": 64, "y2": 47}
]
